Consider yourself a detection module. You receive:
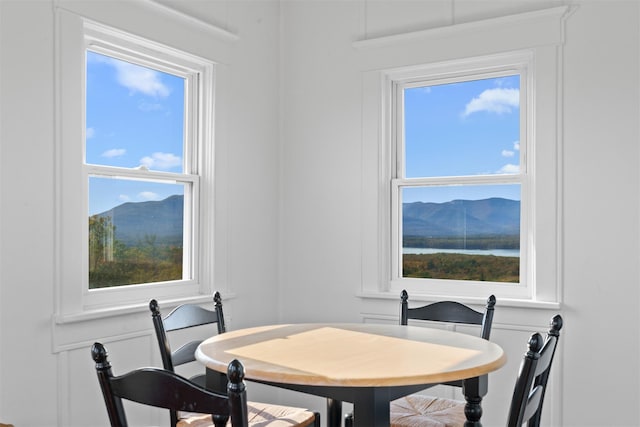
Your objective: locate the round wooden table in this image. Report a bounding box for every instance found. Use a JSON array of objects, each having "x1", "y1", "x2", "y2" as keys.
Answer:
[{"x1": 196, "y1": 323, "x2": 506, "y2": 427}]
